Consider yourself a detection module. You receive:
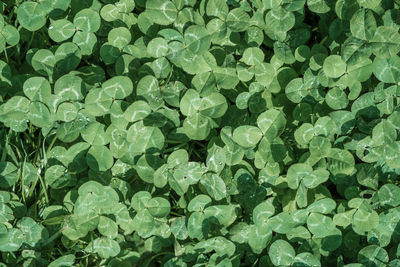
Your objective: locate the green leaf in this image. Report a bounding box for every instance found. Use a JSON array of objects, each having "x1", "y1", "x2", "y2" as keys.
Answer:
[
  {"x1": 146, "y1": 0, "x2": 178, "y2": 25},
  {"x1": 102, "y1": 76, "x2": 133, "y2": 99},
  {"x1": 268, "y1": 239, "x2": 295, "y2": 266},
  {"x1": 45, "y1": 165, "x2": 72, "y2": 189},
  {"x1": 265, "y1": 7, "x2": 295, "y2": 39},
  {"x1": 307, "y1": 213, "x2": 336, "y2": 237},
  {"x1": 323, "y1": 55, "x2": 347, "y2": 78},
  {"x1": 17, "y1": 217, "x2": 47, "y2": 247},
  {"x1": 378, "y1": 184, "x2": 400, "y2": 207},
  {"x1": 326, "y1": 148, "x2": 355, "y2": 176},
  {"x1": 184, "y1": 25, "x2": 211, "y2": 55},
  {"x1": 85, "y1": 88, "x2": 113, "y2": 117},
  {"x1": 226, "y1": 8, "x2": 250, "y2": 32},
  {"x1": 206, "y1": 145, "x2": 226, "y2": 174},
  {"x1": 187, "y1": 212, "x2": 205, "y2": 240},
  {"x1": 371, "y1": 26, "x2": 400, "y2": 58},
  {"x1": 73, "y1": 9, "x2": 101, "y2": 33},
  {"x1": 306, "y1": 198, "x2": 336, "y2": 214},
  {"x1": 123, "y1": 101, "x2": 151, "y2": 122},
  {"x1": 232, "y1": 126, "x2": 263, "y2": 148},
  {"x1": 294, "y1": 123, "x2": 314, "y2": 146},
  {"x1": 54, "y1": 74, "x2": 85, "y2": 101},
  {"x1": 287, "y1": 163, "x2": 313, "y2": 189},
  {"x1": 206, "y1": 0, "x2": 229, "y2": 19},
  {"x1": 356, "y1": 0, "x2": 381, "y2": 9},
  {"x1": 108, "y1": 27, "x2": 131, "y2": 49},
  {"x1": 188, "y1": 195, "x2": 212, "y2": 212},
  {"x1": 358, "y1": 245, "x2": 389, "y2": 267},
  {"x1": 86, "y1": 237, "x2": 120, "y2": 259},
  {"x1": 302, "y1": 168, "x2": 330, "y2": 189},
  {"x1": 56, "y1": 102, "x2": 78, "y2": 122},
  {"x1": 249, "y1": 224, "x2": 272, "y2": 254},
  {"x1": 131, "y1": 191, "x2": 152, "y2": 212},
  {"x1": 0, "y1": 228, "x2": 24, "y2": 252},
  {"x1": 373, "y1": 56, "x2": 400, "y2": 84},
  {"x1": 199, "y1": 92, "x2": 228, "y2": 118},
  {"x1": 267, "y1": 212, "x2": 298, "y2": 234},
  {"x1": 126, "y1": 122, "x2": 165, "y2": 154},
  {"x1": 183, "y1": 113, "x2": 211, "y2": 140},
  {"x1": 48, "y1": 255, "x2": 75, "y2": 267},
  {"x1": 309, "y1": 136, "x2": 331, "y2": 158},
  {"x1": 171, "y1": 217, "x2": 188, "y2": 240},
  {"x1": 253, "y1": 201, "x2": 275, "y2": 226},
  {"x1": 257, "y1": 109, "x2": 286, "y2": 140},
  {"x1": 2, "y1": 25, "x2": 20, "y2": 46},
  {"x1": 81, "y1": 122, "x2": 109, "y2": 146},
  {"x1": 73, "y1": 31, "x2": 97, "y2": 55},
  {"x1": 32, "y1": 49, "x2": 55, "y2": 76},
  {"x1": 200, "y1": 173, "x2": 227, "y2": 200},
  {"x1": 17, "y1": 2, "x2": 47, "y2": 31},
  {"x1": 241, "y1": 47, "x2": 264, "y2": 66},
  {"x1": 136, "y1": 75, "x2": 163, "y2": 109},
  {"x1": 100, "y1": 4, "x2": 120, "y2": 22},
  {"x1": 353, "y1": 209, "x2": 379, "y2": 233},
  {"x1": 384, "y1": 141, "x2": 400, "y2": 168},
  {"x1": 293, "y1": 252, "x2": 321, "y2": 267},
  {"x1": 350, "y1": 9, "x2": 376, "y2": 40},
  {"x1": 147, "y1": 37, "x2": 169, "y2": 58},
  {"x1": 204, "y1": 205, "x2": 237, "y2": 227},
  {"x1": 48, "y1": 19, "x2": 75, "y2": 42},
  {"x1": 254, "y1": 63, "x2": 276, "y2": 87},
  {"x1": 87, "y1": 145, "x2": 114, "y2": 172},
  {"x1": 326, "y1": 87, "x2": 348, "y2": 110},
  {"x1": 146, "y1": 197, "x2": 171, "y2": 218},
  {"x1": 285, "y1": 78, "x2": 308, "y2": 103}
]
